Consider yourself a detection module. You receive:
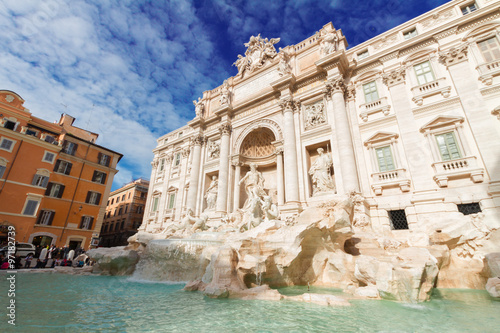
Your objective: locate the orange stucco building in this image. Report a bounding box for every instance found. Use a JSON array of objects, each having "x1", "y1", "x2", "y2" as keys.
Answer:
[{"x1": 0, "y1": 90, "x2": 122, "y2": 250}]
